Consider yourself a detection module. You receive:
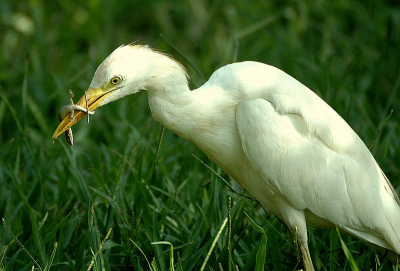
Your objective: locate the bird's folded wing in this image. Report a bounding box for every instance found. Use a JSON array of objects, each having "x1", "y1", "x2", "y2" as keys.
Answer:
[{"x1": 235, "y1": 98, "x2": 396, "y2": 235}]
